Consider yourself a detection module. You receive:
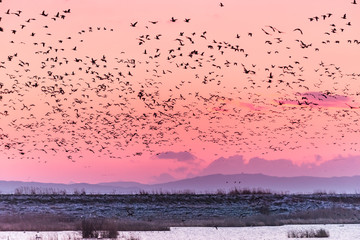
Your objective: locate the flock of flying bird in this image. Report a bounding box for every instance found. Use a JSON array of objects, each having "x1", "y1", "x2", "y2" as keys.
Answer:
[{"x1": 1, "y1": 1, "x2": 360, "y2": 163}]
